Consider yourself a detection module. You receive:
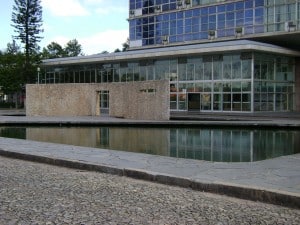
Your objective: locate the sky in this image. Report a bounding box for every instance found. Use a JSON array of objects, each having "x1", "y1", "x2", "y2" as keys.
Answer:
[{"x1": 0, "y1": 0, "x2": 129, "y2": 55}]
